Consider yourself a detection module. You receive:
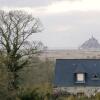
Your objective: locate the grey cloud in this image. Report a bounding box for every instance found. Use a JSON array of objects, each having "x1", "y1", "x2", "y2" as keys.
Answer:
[
  {"x1": 31, "y1": 11, "x2": 100, "y2": 49},
  {"x1": 0, "y1": 0, "x2": 82, "y2": 7}
]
